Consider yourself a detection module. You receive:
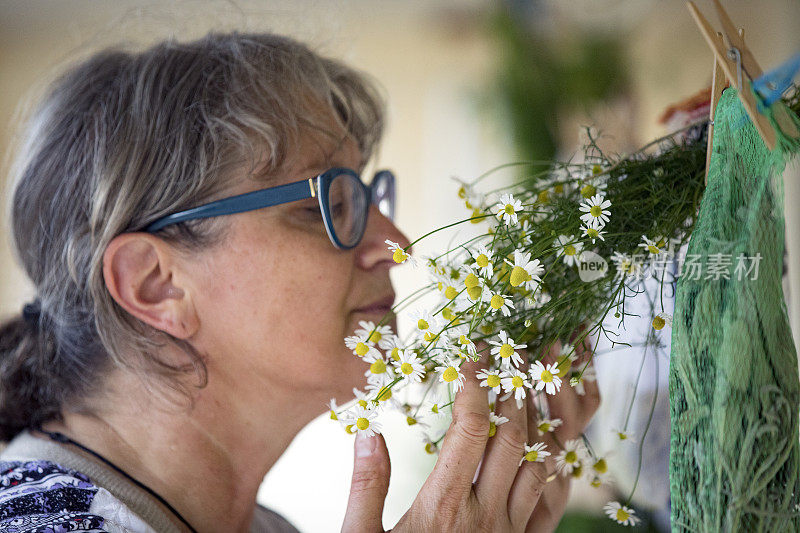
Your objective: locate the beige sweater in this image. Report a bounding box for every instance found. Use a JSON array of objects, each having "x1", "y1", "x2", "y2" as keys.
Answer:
[{"x1": 0, "y1": 430, "x2": 300, "y2": 533}]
